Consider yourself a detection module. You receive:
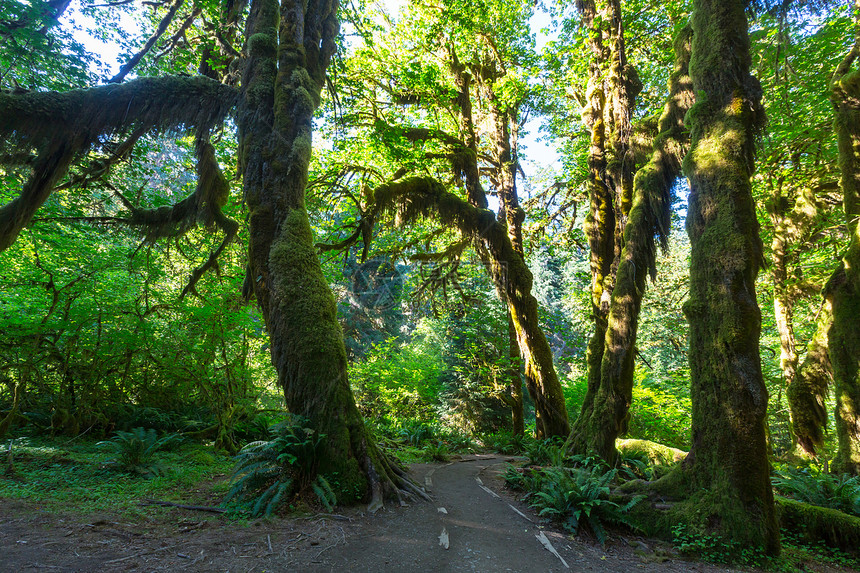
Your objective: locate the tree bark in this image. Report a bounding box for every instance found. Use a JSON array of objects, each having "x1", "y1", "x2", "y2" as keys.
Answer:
[
  {"x1": 507, "y1": 312, "x2": 525, "y2": 436},
  {"x1": 569, "y1": 24, "x2": 692, "y2": 462},
  {"x1": 788, "y1": 294, "x2": 832, "y2": 455},
  {"x1": 578, "y1": 0, "x2": 615, "y2": 418},
  {"x1": 238, "y1": 0, "x2": 421, "y2": 508},
  {"x1": 829, "y1": 8, "x2": 860, "y2": 473},
  {"x1": 680, "y1": 0, "x2": 778, "y2": 554}
]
